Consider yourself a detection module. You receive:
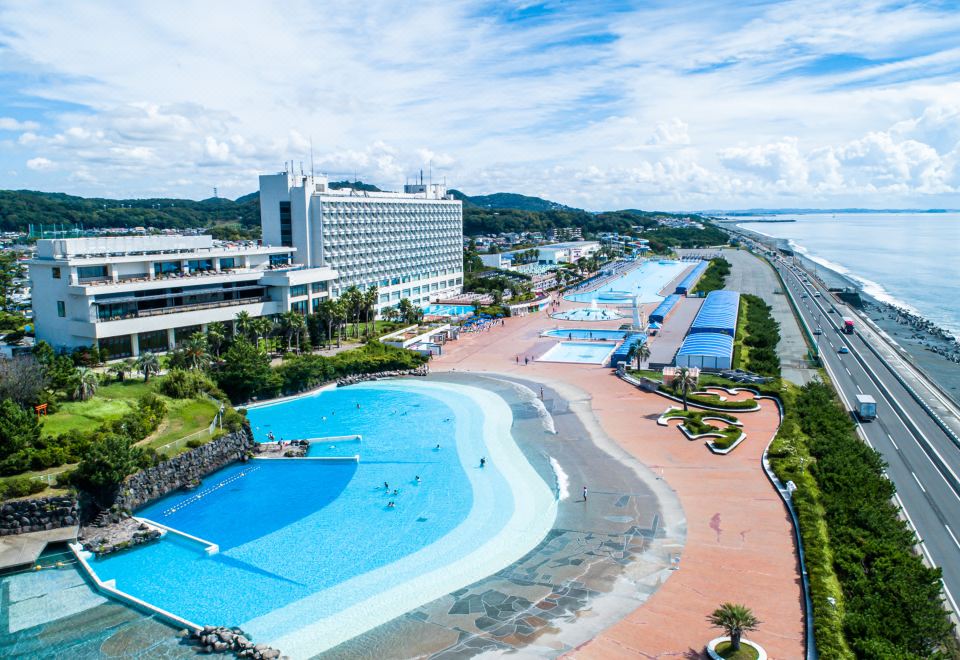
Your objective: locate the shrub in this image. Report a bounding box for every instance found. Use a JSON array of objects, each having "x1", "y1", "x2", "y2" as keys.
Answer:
[
  {"x1": 0, "y1": 475, "x2": 47, "y2": 499},
  {"x1": 158, "y1": 369, "x2": 218, "y2": 399},
  {"x1": 186, "y1": 439, "x2": 203, "y2": 449}
]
